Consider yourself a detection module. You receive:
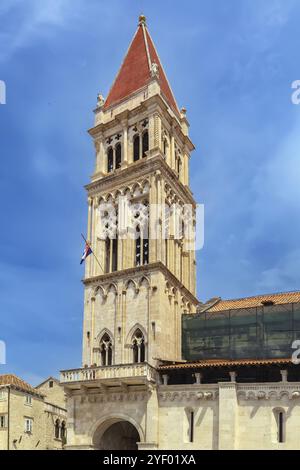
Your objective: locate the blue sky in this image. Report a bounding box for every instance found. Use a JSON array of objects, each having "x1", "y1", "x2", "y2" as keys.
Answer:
[{"x1": 0, "y1": 0, "x2": 300, "y2": 384}]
